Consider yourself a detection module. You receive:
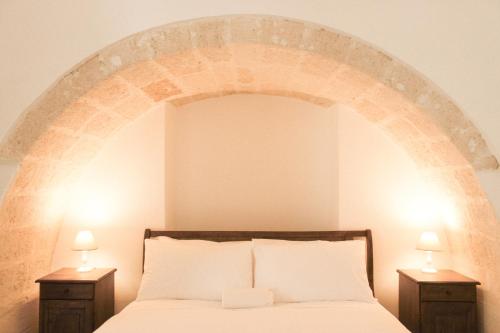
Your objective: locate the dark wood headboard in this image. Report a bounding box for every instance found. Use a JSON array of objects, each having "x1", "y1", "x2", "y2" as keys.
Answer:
[{"x1": 143, "y1": 229, "x2": 374, "y2": 295}]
